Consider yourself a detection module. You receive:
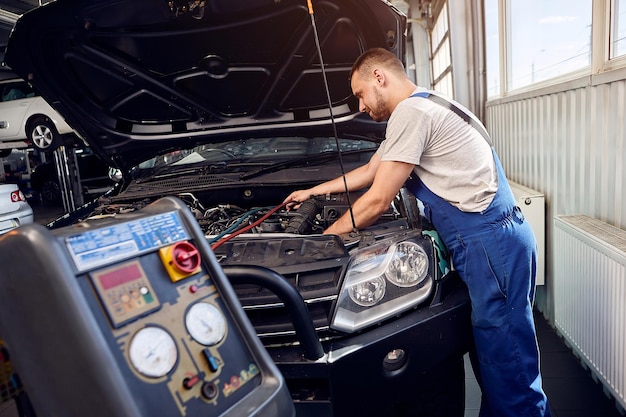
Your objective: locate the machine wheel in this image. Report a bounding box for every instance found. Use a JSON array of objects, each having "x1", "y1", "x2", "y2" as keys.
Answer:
[
  {"x1": 27, "y1": 117, "x2": 61, "y2": 152},
  {"x1": 39, "y1": 178, "x2": 62, "y2": 203}
]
